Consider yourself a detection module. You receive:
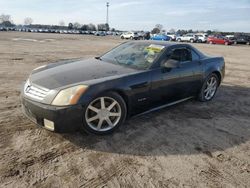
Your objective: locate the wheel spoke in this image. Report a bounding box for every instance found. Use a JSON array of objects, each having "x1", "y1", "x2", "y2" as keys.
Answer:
[
  {"x1": 97, "y1": 119, "x2": 104, "y2": 130},
  {"x1": 107, "y1": 101, "x2": 118, "y2": 111},
  {"x1": 105, "y1": 117, "x2": 114, "y2": 127},
  {"x1": 211, "y1": 81, "x2": 217, "y2": 87},
  {"x1": 210, "y1": 77, "x2": 214, "y2": 84},
  {"x1": 87, "y1": 115, "x2": 99, "y2": 123},
  {"x1": 109, "y1": 112, "x2": 120, "y2": 117},
  {"x1": 88, "y1": 105, "x2": 99, "y2": 113},
  {"x1": 205, "y1": 90, "x2": 210, "y2": 98},
  {"x1": 100, "y1": 97, "x2": 105, "y2": 109},
  {"x1": 204, "y1": 87, "x2": 209, "y2": 93},
  {"x1": 206, "y1": 81, "x2": 210, "y2": 86}
]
